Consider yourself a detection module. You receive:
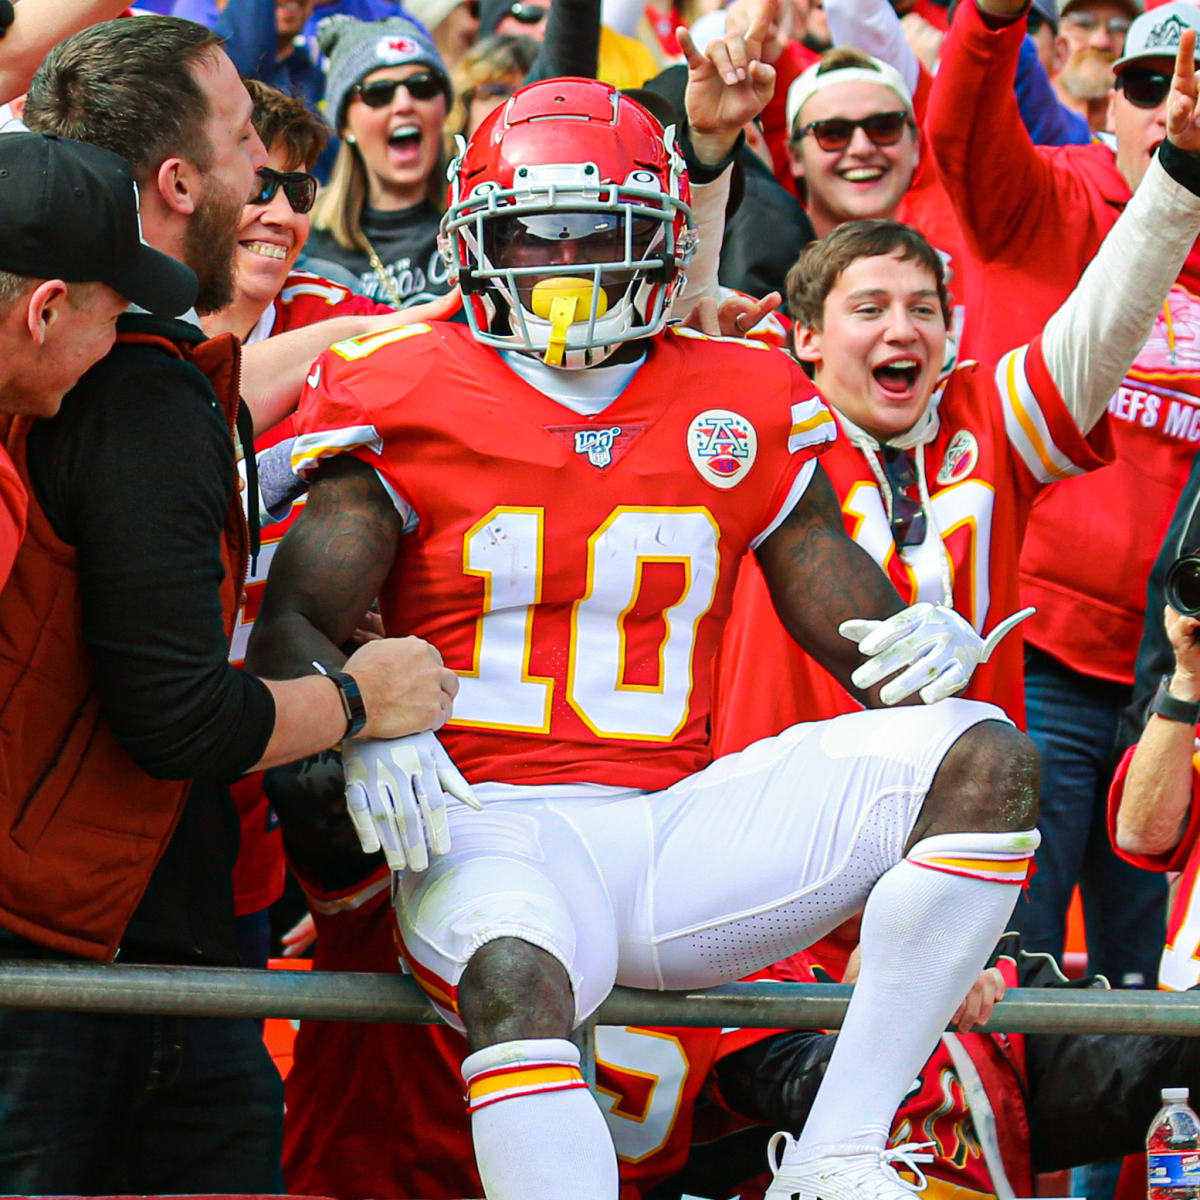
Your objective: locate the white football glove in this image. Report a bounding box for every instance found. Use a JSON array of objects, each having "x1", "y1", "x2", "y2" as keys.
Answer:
[
  {"x1": 342, "y1": 732, "x2": 480, "y2": 872},
  {"x1": 839, "y1": 602, "x2": 1035, "y2": 705}
]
